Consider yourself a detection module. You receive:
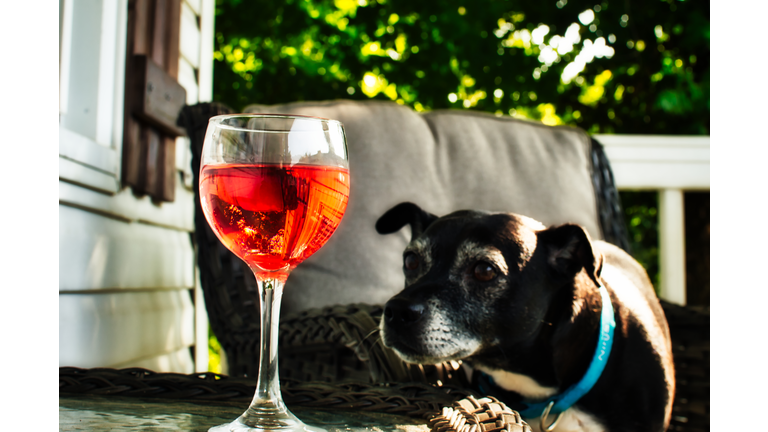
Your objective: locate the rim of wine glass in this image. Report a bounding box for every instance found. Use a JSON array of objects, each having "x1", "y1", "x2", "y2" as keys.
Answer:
[{"x1": 209, "y1": 113, "x2": 343, "y2": 133}]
